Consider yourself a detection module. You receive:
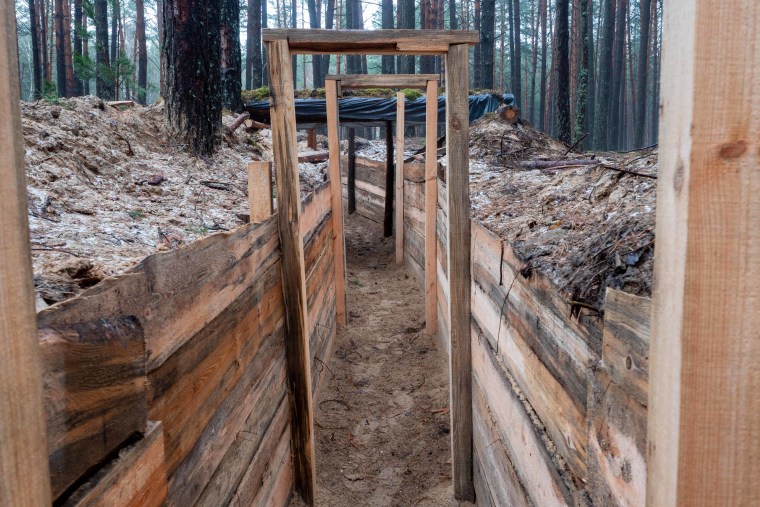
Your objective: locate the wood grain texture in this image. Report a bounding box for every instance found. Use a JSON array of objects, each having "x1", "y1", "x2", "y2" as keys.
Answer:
[
  {"x1": 649, "y1": 1, "x2": 760, "y2": 505},
  {"x1": 324, "y1": 80, "x2": 347, "y2": 327},
  {"x1": 248, "y1": 161, "x2": 274, "y2": 223},
  {"x1": 327, "y1": 73, "x2": 439, "y2": 89},
  {"x1": 40, "y1": 318, "x2": 148, "y2": 499},
  {"x1": 62, "y1": 421, "x2": 167, "y2": 507},
  {"x1": 266, "y1": 38, "x2": 316, "y2": 505},
  {"x1": 395, "y1": 93, "x2": 405, "y2": 262},
  {"x1": 424, "y1": 80, "x2": 438, "y2": 335},
  {"x1": 0, "y1": 1, "x2": 52, "y2": 504},
  {"x1": 445, "y1": 43, "x2": 474, "y2": 501}
]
